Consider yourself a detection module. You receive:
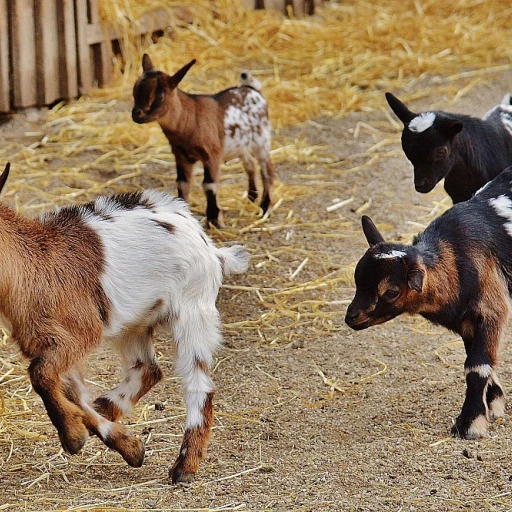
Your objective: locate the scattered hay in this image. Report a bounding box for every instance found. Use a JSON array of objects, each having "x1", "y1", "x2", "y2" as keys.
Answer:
[{"x1": 0, "y1": 0, "x2": 511, "y2": 508}]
